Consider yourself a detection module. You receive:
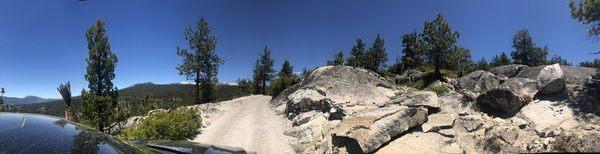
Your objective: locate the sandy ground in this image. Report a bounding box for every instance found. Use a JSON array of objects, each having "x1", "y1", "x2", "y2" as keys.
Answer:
[{"x1": 192, "y1": 95, "x2": 292, "y2": 154}]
